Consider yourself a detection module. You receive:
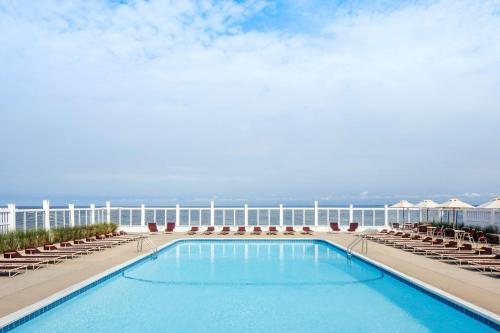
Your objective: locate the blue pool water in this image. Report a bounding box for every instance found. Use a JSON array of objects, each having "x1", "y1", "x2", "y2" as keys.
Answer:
[{"x1": 6, "y1": 240, "x2": 497, "y2": 333}]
